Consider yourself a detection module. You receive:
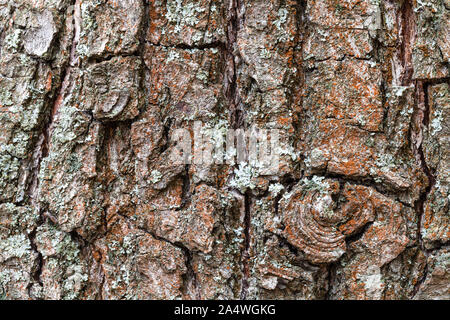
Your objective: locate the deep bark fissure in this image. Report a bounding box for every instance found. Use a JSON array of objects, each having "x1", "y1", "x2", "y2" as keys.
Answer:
[
  {"x1": 344, "y1": 221, "x2": 375, "y2": 245},
  {"x1": 397, "y1": 0, "x2": 436, "y2": 296},
  {"x1": 413, "y1": 81, "x2": 434, "y2": 245},
  {"x1": 240, "y1": 190, "x2": 251, "y2": 299},
  {"x1": 225, "y1": 0, "x2": 244, "y2": 130},
  {"x1": 325, "y1": 261, "x2": 338, "y2": 300},
  {"x1": 27, "y1": 227, "x2": 43, "y2": 294},
  {"x1": 399, "y1": 0, "x2": 415, "y2": 86},
  {"x1": 412, "y1": 254, "x2": 429, "y2": 296},
  {"x1": 178, "y1": 164, "x2": 192, "y2": 211},
  {"x1": 180, "y1": 244, "x2": 199, "y2": 299},
  {"x1": 145, "y1": 40, "x2": 226, "y2": 52},
  {"x1": 223, "y1": 0, "x2": 252, "y2": 299}
]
